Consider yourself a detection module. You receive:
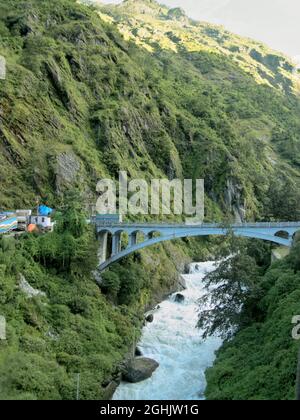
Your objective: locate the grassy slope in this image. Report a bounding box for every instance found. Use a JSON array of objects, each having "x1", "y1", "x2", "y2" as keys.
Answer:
[{"x1": 99, "y1": 0, "x2": 300, "y2": 93}]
